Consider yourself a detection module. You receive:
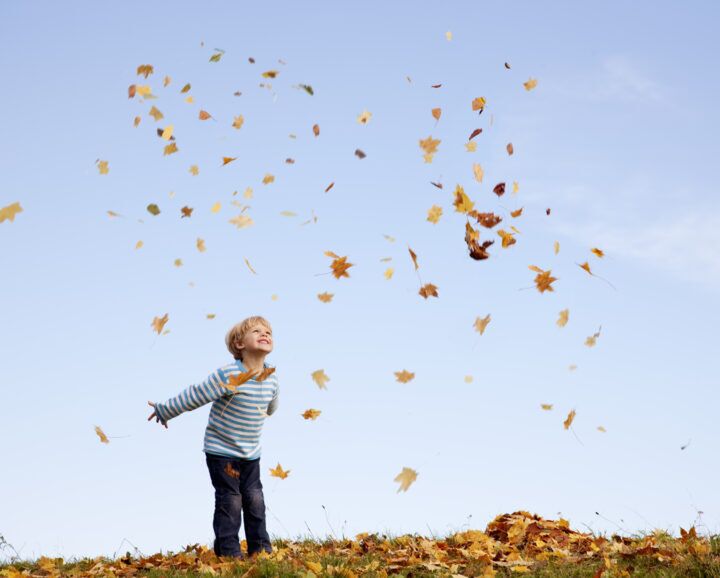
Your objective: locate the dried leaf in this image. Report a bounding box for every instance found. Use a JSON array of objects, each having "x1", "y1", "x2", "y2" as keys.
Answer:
[
  {"x1": 302, "y1": 409, "x2": 322, "y2": 420},
  {"x1": 198, "y1": 110, "x2": 212, "y2": 121},
  {"x1": 232, "y1": 115, "x2": 244, "y2": 129},
  {"x1": 262, "y1": 173, "x2": 275, "y2": 184},
  {"x1": 180, "y1": 206, "x2": 193, "y2": 218},
  {"x1": 474, "y1": 314, "x2": 491, "y2": 335},
  {"x1": 472, "y1": 163, "x2": 484, "y2": 183},
  {"x1": 493, "y1": 182, "x2": 506, "y2": 197},
  {"x1": 563, "y1": 409, "x2": 576, "y2": 430},
  {"x1": 244, "y1": 257, "x2": 257, "y2": 274},
  {"x1": 394, "y1": 467, "x2": 418, "y2": 492},
  {"x1": 136, "y1": 64, "x2": 154, "y2": 78},
  {"x1": 431, "y1": 107, "x2": 442, "y2": 121},
  {"x1": 354, "y1": 148, "x2": 366, "y2": 159},
  {"x1": 472, "y1": 97, "x2": 486, "y2": 112},
  {"x1": 394, "y1": 370, "x2": 415, "y2": 383},
  {"x1": 151, "y1": 313, "x2": 169, "y2": 334},
  {"x1": 147, "y1": 204, "x2": 161, "y2": 216},
  {"x1": 506, "y1": 143, "x2": 514, "y2": 155},
  {"x1": 163, "y1": 142, "x2": 178, "y2": 156},
  {"x1": 196, "y1": 238, "x2": 206, "y2": 252},
  {"x1": 418, "y1": 283, "x2": 438, "y2": 298},
  {"x1": 357, "y1": 110, "x2": 372, "y2": 124},
  {"x1": 427, "y1": 205, "x2": 442, "y2": 224},
  {"x1": 311, "y1": 369, "x2": 330, "y2": 389},
  {"x1": 469, "y1": 128, "x2": 483, "y2": 140},
  {"x1": 269, "y1": 463, "x2": 290, "y2": 479},
  {"x1": 313, "y1": 123, "x2": 320, "y2": 137},
  {"x1": 523, "y1": 78, "x2": 538, "y2": 91},
  {"x1": 94, "y1": 426, "x2": 110, "y2": 444},
  {"x1": 317, "y1": 292, "x2": 334, "y2": 303},
  {"x1": 557, "y1": 309, "x2": 569, "y2": 327},
  {"x1": 324, "y1": 182, "x2": 334, "y2": 193},
  {"x1": 408, "y1": 247, "x2": 419, "y2": 270},
  {"x1": 148, "y1": 106, "x2": 164, "y2": 121},
  {"x1": 222, "y1": 156, "x2": 237, "y2": 166},
  {"x1": 96, "y1": 160, "x2": 109, "y2": 175}
]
